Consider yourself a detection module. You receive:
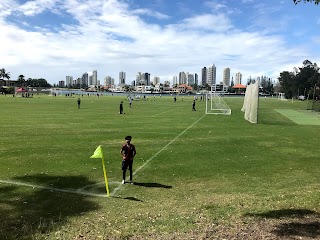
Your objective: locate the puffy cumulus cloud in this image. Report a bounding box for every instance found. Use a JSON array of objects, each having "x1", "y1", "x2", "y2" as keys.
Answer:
[
  {"x1": 17, "y1": 0, "x2": 62, "y2": 16},
  {"x1": 0, "y1": 0, "x2": 19, "y2": 18},
  {"x1": 0, "y1": 0, "x2": 318, "y2": 84},
  {"x1": 172, "y1": 14, "x2": 233, "y2": 32}
]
